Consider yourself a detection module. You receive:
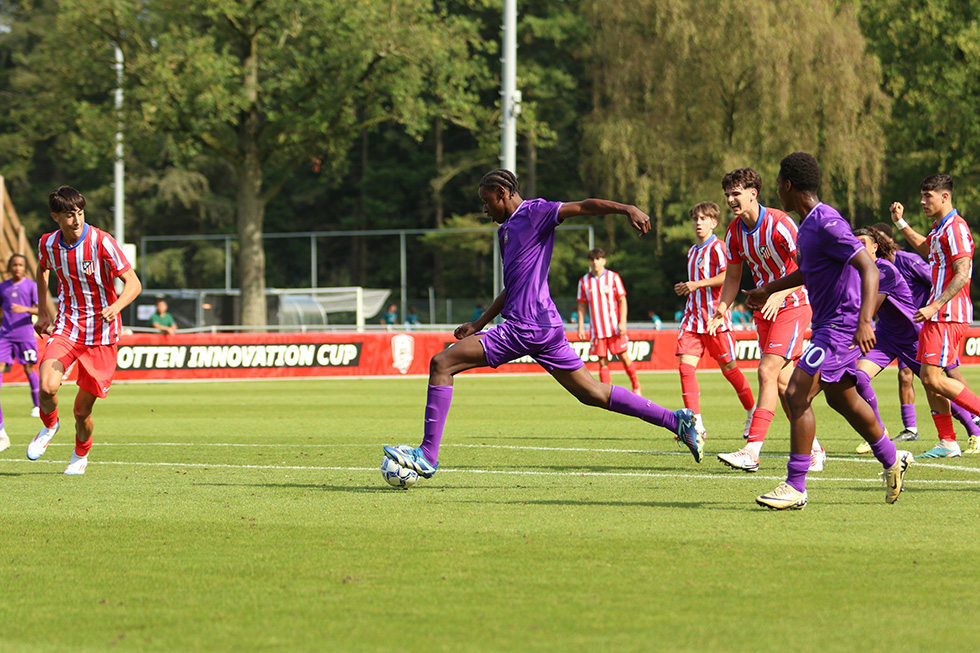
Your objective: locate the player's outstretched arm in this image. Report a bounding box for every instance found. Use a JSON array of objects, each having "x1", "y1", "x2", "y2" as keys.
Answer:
[
  {"x1": 558, "y1": 199, "x2": 650, "y2": 235},
  {"x1": 890, "y1": 202, "x2": 928, "y2": 257}
]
